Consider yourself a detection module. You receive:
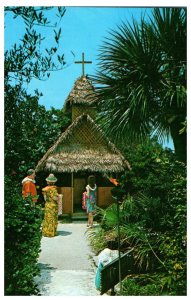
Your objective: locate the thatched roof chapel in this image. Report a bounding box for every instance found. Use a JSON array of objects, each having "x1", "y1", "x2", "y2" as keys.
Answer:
[{"x1": 36, "y1": 75, "x2": 130, "y2": 173}]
